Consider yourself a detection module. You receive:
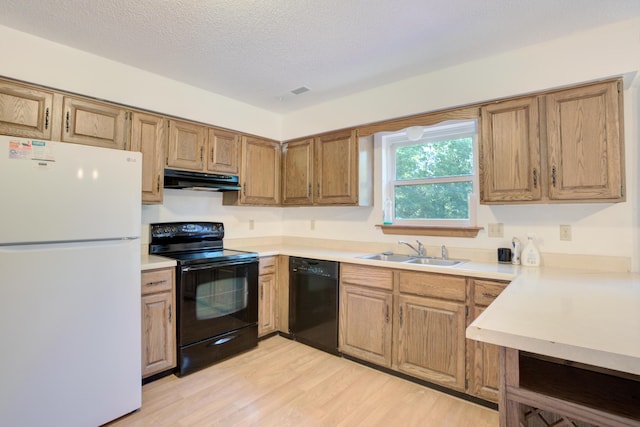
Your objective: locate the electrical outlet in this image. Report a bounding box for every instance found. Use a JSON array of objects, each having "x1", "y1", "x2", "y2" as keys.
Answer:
[
  {"x1": 249, "y1": 219, "x2": 255, "y2": 230},
  {"x1": 560, "y1": 224, "x2": 572, "y2": 241},
  {"x1": 488, "y1": 223, "x2": 504, "y2": 238},
  {"x1": 310, "y1": 219, "x2": 316, "y2": 230}
]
